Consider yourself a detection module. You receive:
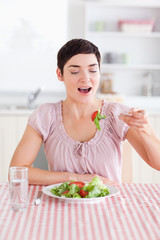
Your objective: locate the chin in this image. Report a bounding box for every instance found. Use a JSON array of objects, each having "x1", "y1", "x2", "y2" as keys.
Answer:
[{"x1": 77, "y1": 95, "x2": 95, "y2": 104}]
